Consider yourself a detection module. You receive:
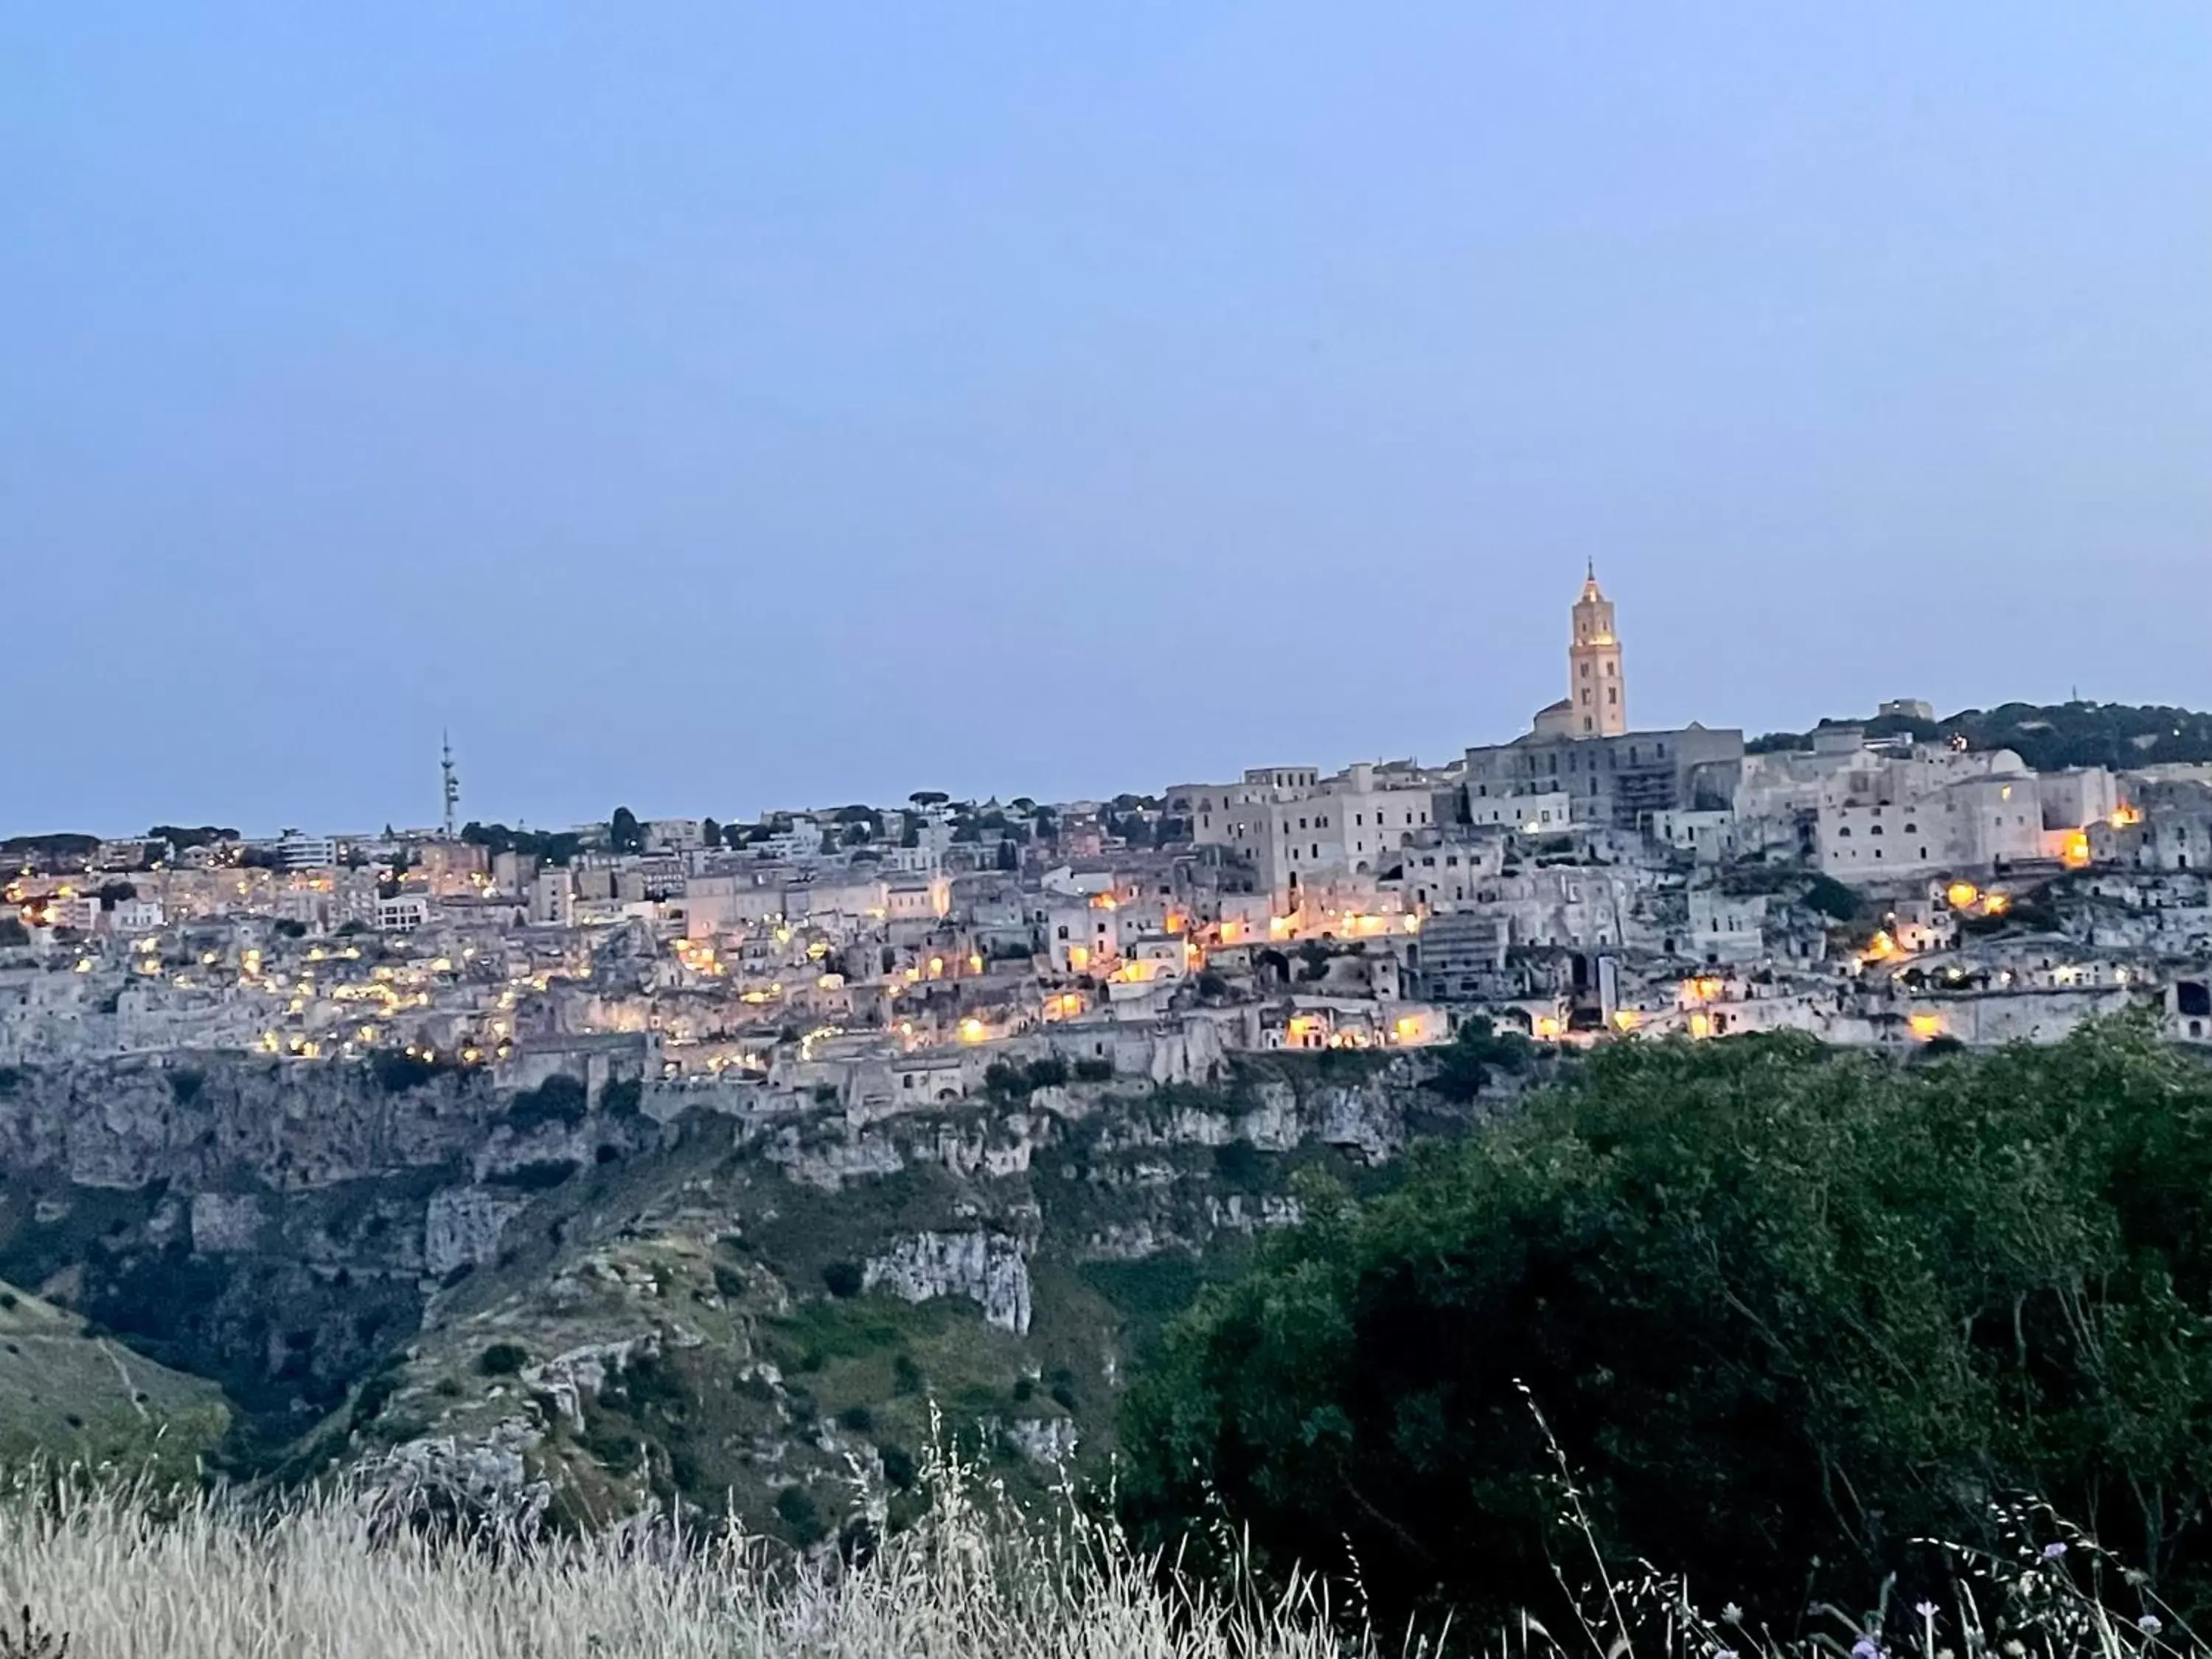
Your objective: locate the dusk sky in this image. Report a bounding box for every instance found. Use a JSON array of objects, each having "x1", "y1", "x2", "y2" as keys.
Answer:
[{"x1": 5, "y1": 5, "x2": 2207, "y2": 837}]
